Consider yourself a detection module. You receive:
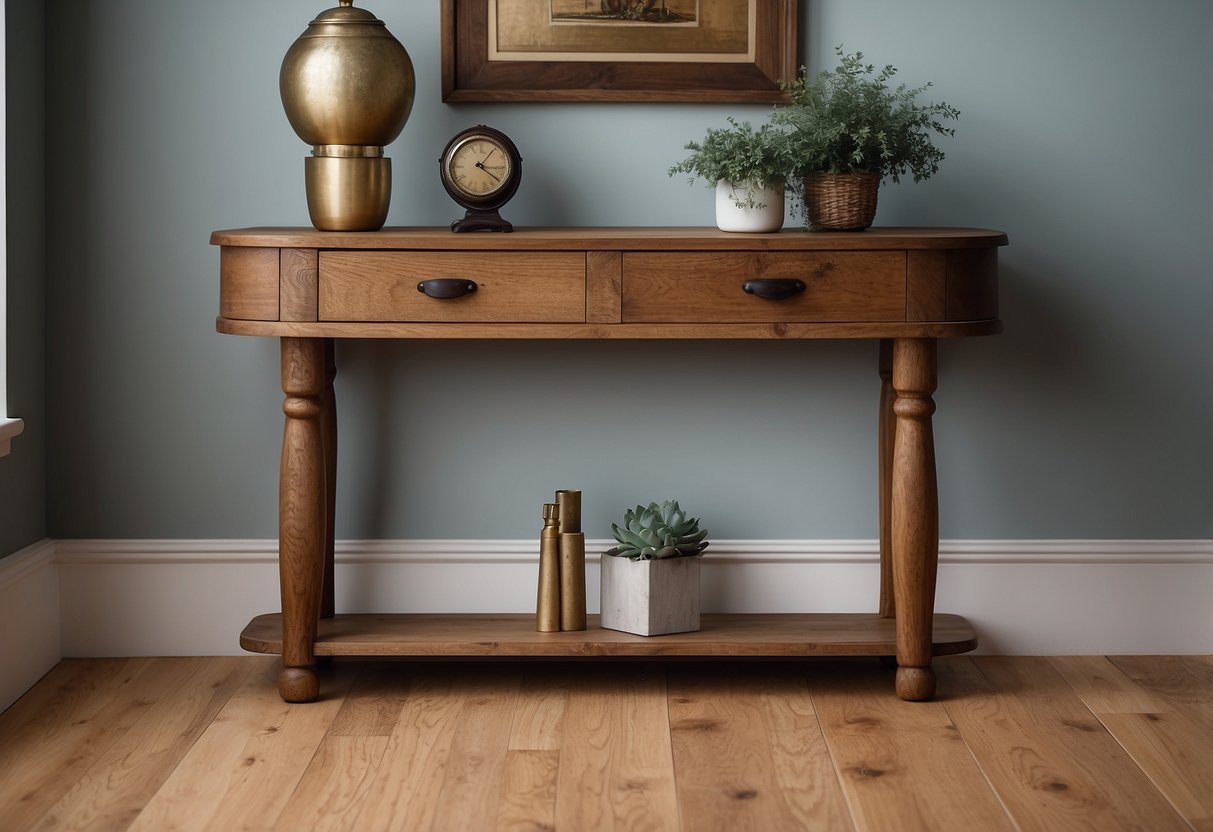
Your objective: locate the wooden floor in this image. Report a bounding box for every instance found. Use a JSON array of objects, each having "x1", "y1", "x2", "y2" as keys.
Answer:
[{"x1": 0, "y1": 656, "x2": 1209, "y2": 831}]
